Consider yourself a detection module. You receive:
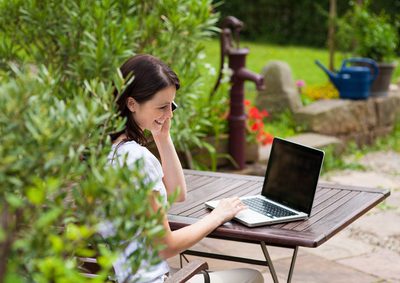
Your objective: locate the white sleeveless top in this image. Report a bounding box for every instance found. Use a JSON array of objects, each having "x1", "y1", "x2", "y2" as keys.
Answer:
[{"x1": 101, "y1": 140, "x2": 169, "y2": 283}]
